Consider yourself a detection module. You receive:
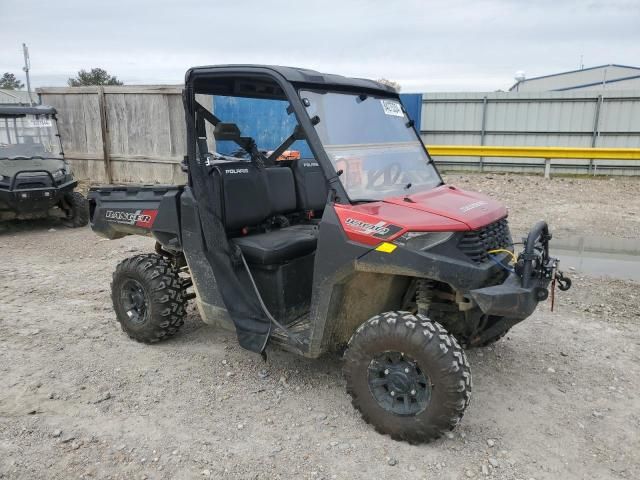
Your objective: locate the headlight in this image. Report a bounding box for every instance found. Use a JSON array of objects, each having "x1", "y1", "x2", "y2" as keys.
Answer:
[
  {"x1": 0, "y1": 174, "x2": 8, "y2": 183},
  {"x1": 52, "y1": 168, "x2": 66, "y2": 179},
  {"x1": 395, "y1": 231, "x2": 454, "y2": 251}
]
